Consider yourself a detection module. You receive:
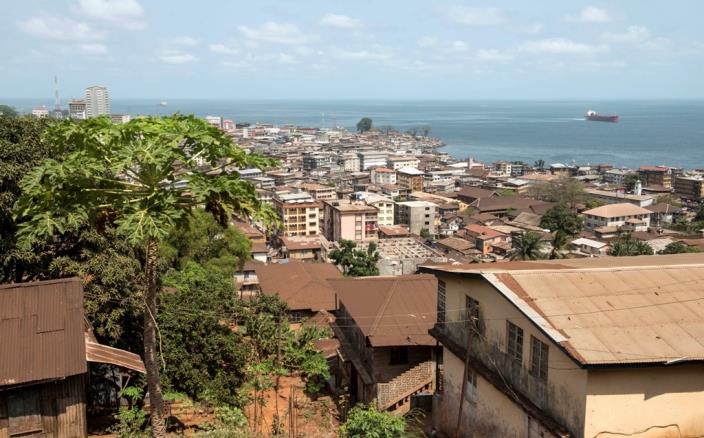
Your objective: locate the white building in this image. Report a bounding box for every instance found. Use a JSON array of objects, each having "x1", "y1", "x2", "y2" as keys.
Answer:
[
  {"x1": 31, "y1": 106, "x2": 49, "y2": 118},
  {"x1": 85, "y1": 86, "x2": 110, "y2": 118},
  {"x1": 358, "y1": 151, "x2": 388, "y2": 170},
  {"x1": 387, "y1": 156, "x2": 420, "y2": 170},
  {"x1": 603, "y1": 169, "x2": 632, "y2": 186},
  {"x1": 205, "y1": 115, "x2": 223, "y2": 128},
  {"x1": 370, "y1": 167, "x2": 397, "y2": 185},
  {"x1": 395, "y1": 200, "x2": 437, "y2": 235},
  {"x1": 68, "y1": 99, "x2": 86, "y2": 119},
  {"x1": 582, "y1": 203, "x2": 651, "y2": 232},
  {"x1": 340, "y1": 153, "x2": 361, "y2": 172},
  {"x1": 354, "y1": 192, "x2": 395, "y2": 227}
]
